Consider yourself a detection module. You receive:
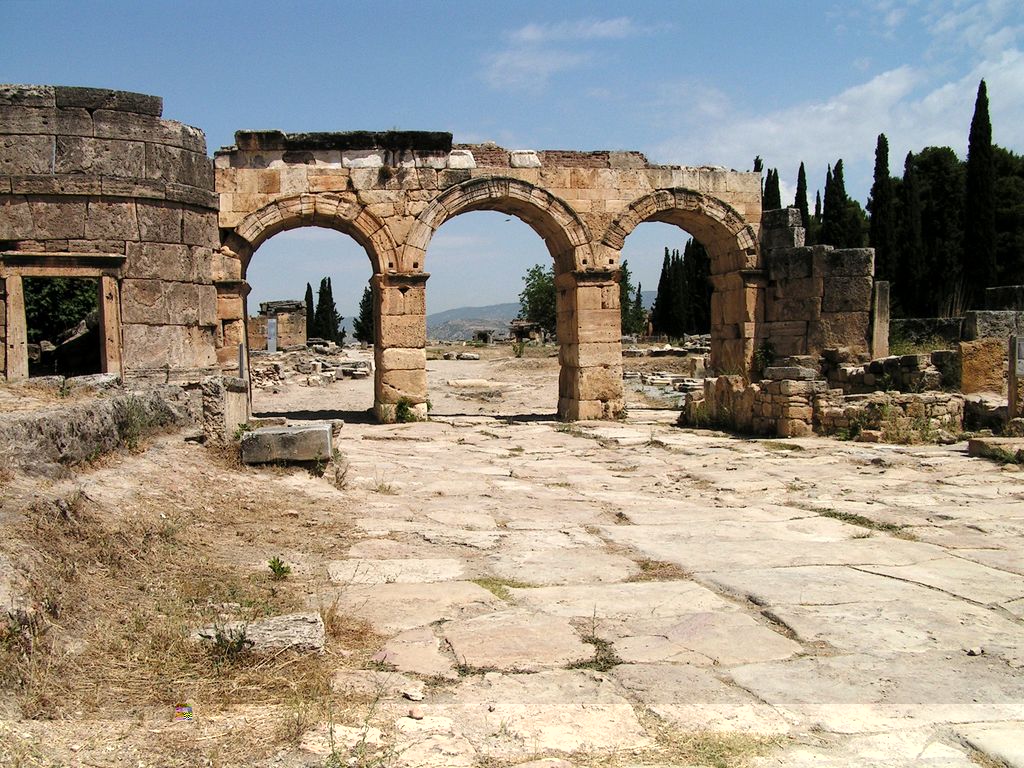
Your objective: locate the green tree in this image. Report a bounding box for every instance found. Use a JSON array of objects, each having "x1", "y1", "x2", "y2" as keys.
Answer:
[
  {"x1": 821, "y1": 160, "x2": 865, "y2": 248},
  {"x1": 313, "y1": 277, "x2": 343, "y2": 341},
  {"x1": 304, "y1": 282, "x2": 315, "y2": 339},
  {"x1": 895, "y1": 151, "x2": 927, "y2": 316},
  {"x1": 518, "y1": 263, "x2": 556, "y2": 338},
  {"x1": 618, "y1": 259, "x2": 643, "y2": 335},
  {"x1": 353, "y1": 284, "x2": 374, "y2": 344},
  {"x1": 868, "y1": 134, "x2": 897, "y2": 283},
  {"x1": 994, "y1": 146, "x2": 1024, "y2": 285},
  {"x1": 964, "y1": 79, "x2": 996, "y2": 302},
  {"x1": 763, "y1": 168, "x2": 782, "y2": 210},
  {"x1": 650, "y1": 248, "x2": 673, "y2": 336},
  {"x1": 681, "y1": 238, "x2": 712, "y2": 334},
  {"x1": 794, "y1": 162, "x2": 811, "y2": 232},
  {"x1": 23, "y1": 277, "x2": 98, "y2": 343},
  {"x1": 916, "y1": 146, "x2": 967, "y2": 316},
  {"x1": 631, "y1": 282, "x2": 646, "y2": 336}
]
